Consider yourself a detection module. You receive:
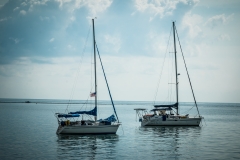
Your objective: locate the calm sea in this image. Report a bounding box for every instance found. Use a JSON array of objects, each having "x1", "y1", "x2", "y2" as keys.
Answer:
[{"x1": 0, "y1": 99, "x2": 240, "y2": 160}]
